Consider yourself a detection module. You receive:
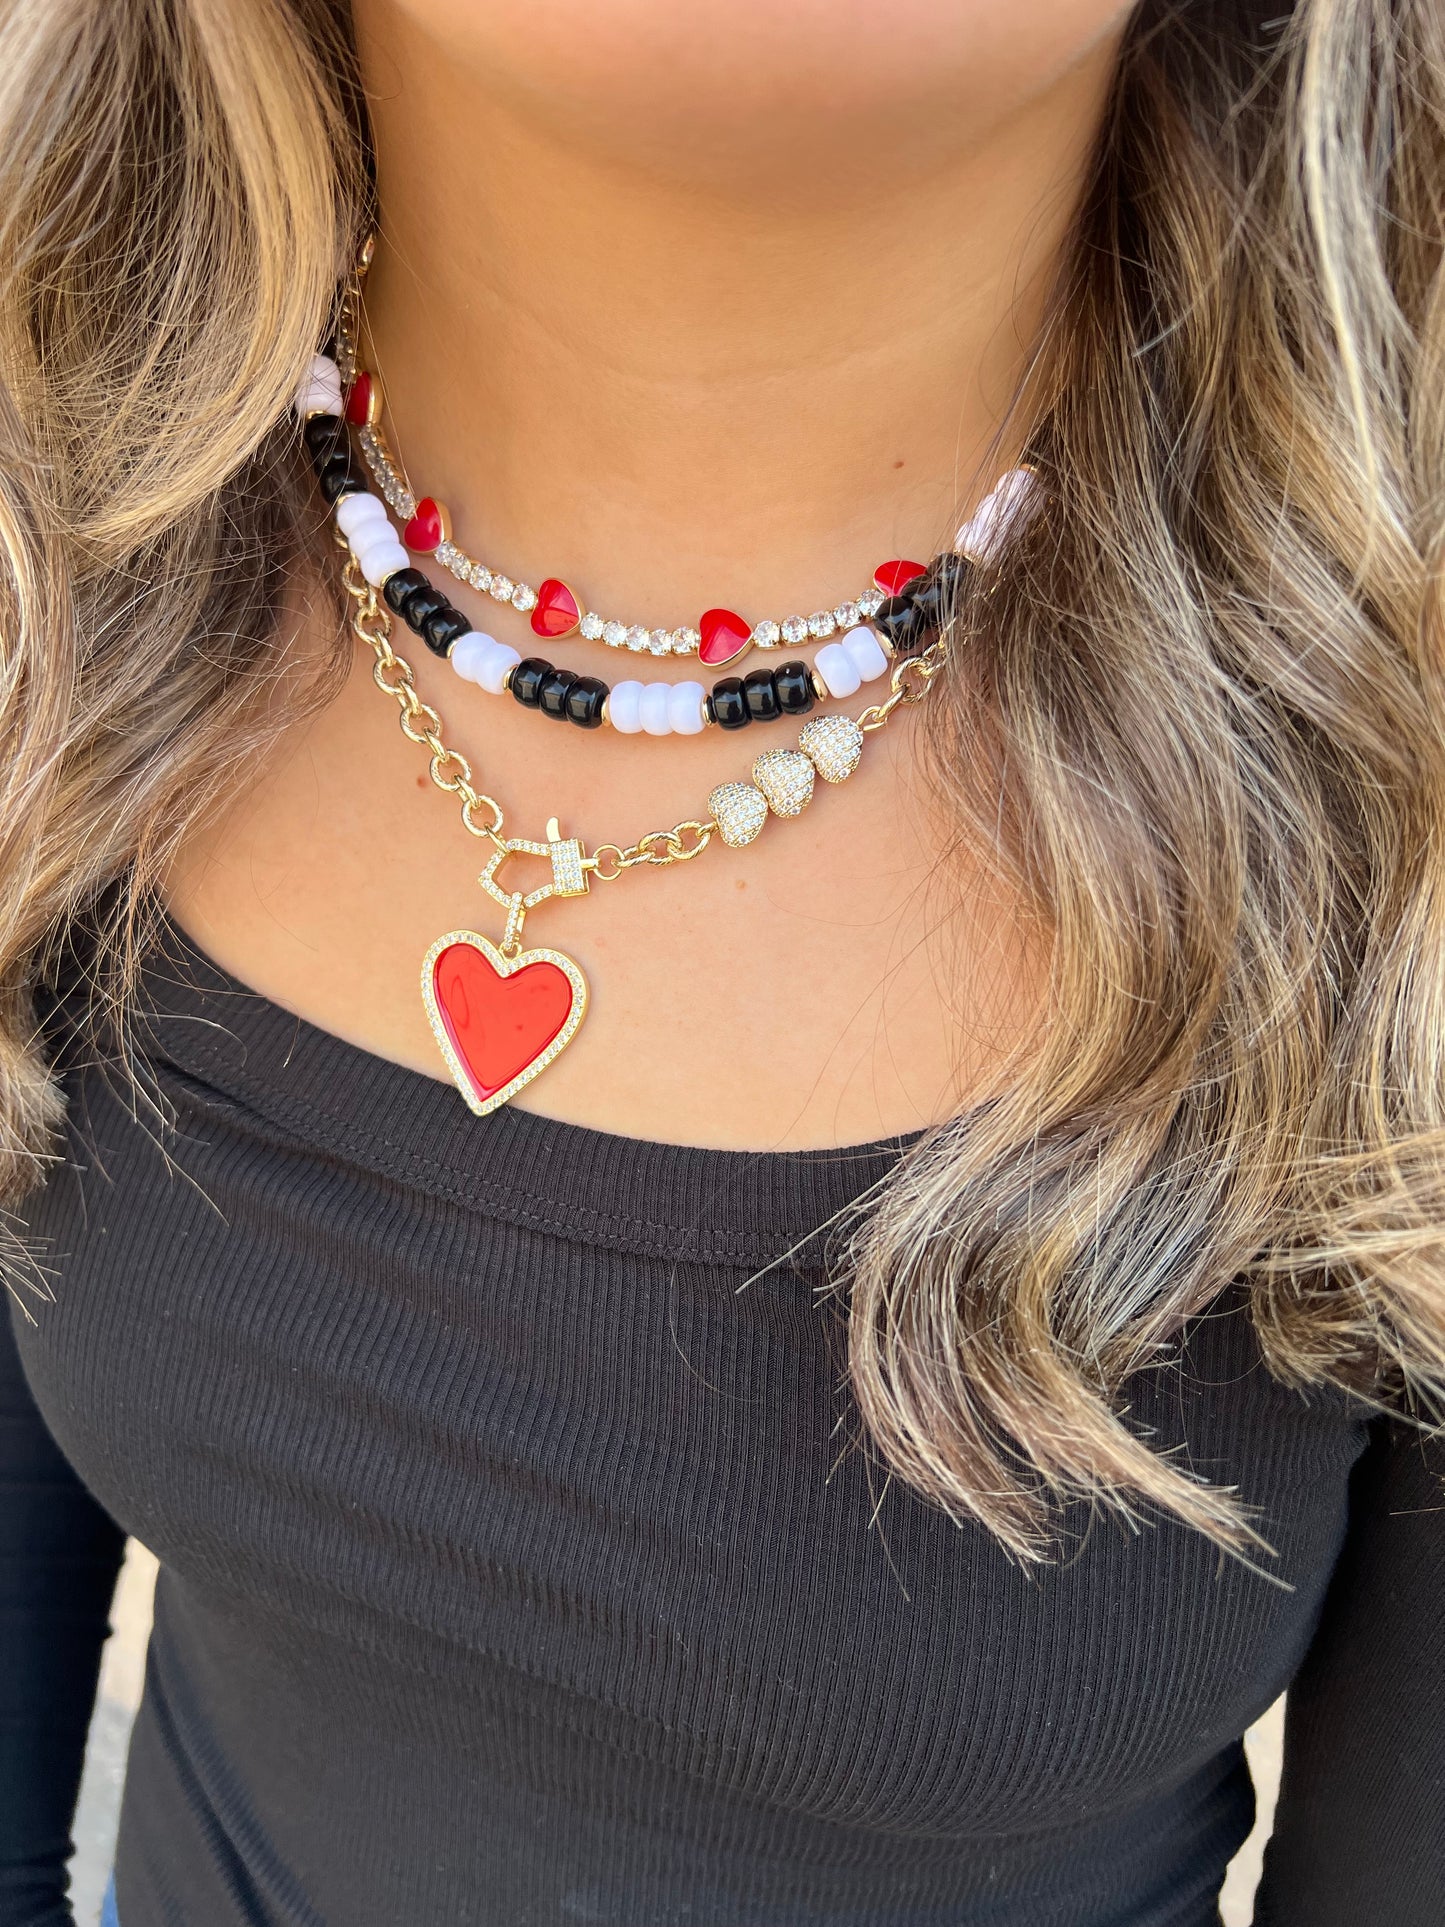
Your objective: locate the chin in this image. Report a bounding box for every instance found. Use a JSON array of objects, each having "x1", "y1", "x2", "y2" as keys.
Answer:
[{"x1": 359, "y1": 0, "x2": 1134, "y2": 188}]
